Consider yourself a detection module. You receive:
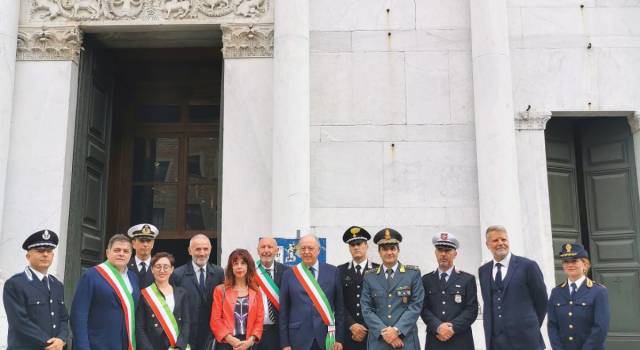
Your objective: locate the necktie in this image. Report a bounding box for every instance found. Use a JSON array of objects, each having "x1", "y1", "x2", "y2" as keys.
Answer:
[
  {"x1": 42, "y1": 276, "x2": 50, "y2": 291},
  {"x1": 495, "y1": 263, "x2": 504, "y2": 290},
  {"x1": 355, "y1": 264, "x2": 362, "y2": 277},
  {"x1": 570, "y1": 282, "x2": 577, "y2": 297},
  {"x1": 266, "y1": 268, "x2": 276, "y2": 322},
  {"x1": 140, "y1": 262, "x2": 147, "y2": 274},
  {"x1": 439, "y1": 272, "x2": 448, "y2": 289},
  {"x1": 386, "y1": 268, "x2": 394, "y2": 280},
  {"x1": 199, "y1": 267, "x2": 205, "y2": 291},
  {"x1": 309, "y1": 266, "x2": 316, "y2": 279}
]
